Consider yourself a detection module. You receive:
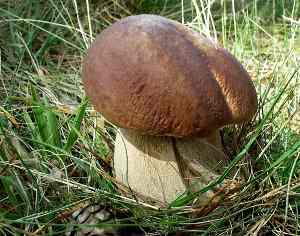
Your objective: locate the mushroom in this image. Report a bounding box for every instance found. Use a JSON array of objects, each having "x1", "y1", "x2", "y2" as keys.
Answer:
[{"x1": 83, "y1": 15, "x2": 257, "y2": 205}]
